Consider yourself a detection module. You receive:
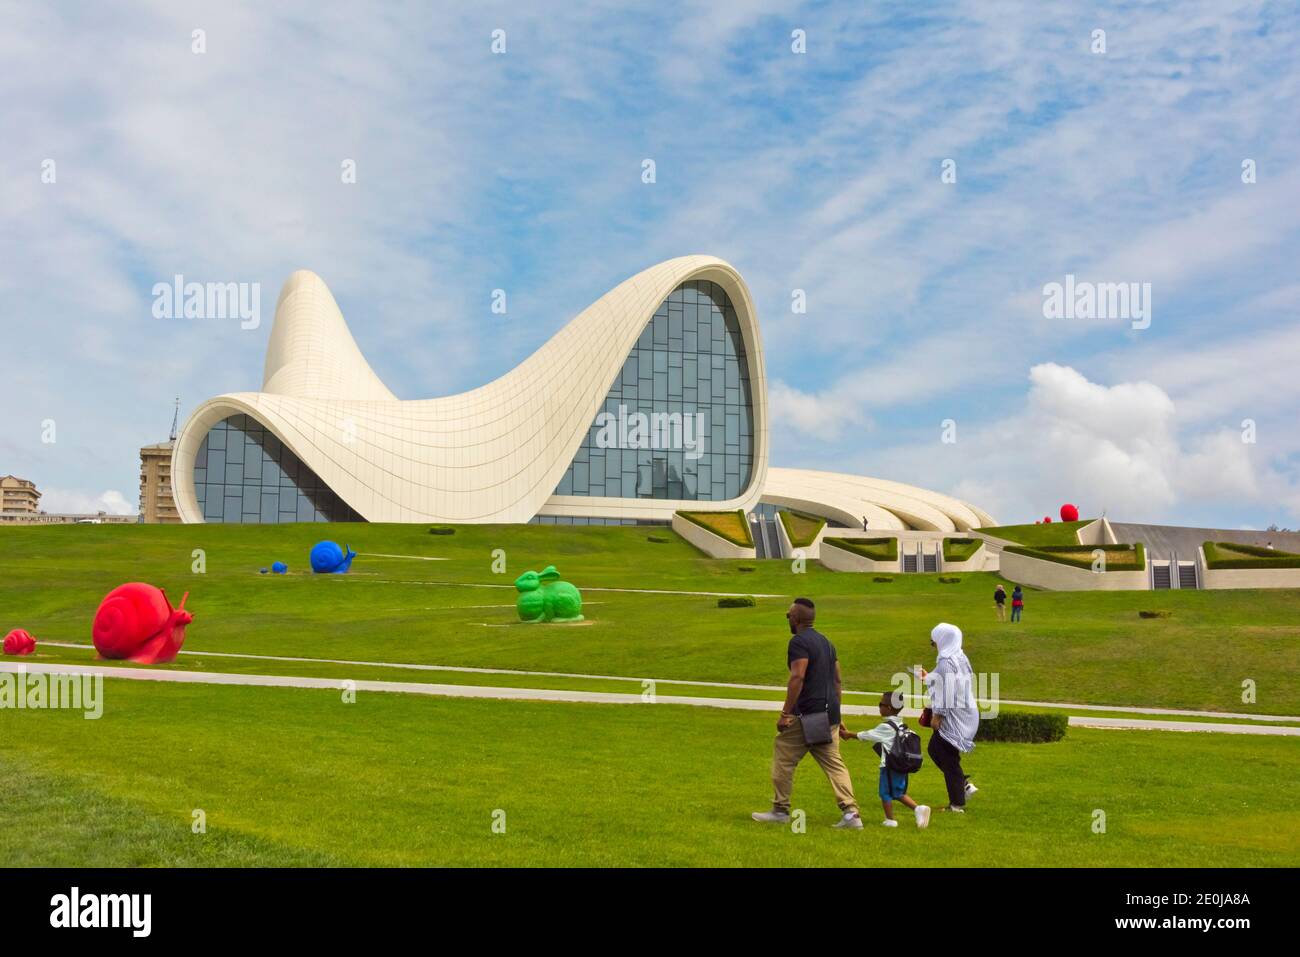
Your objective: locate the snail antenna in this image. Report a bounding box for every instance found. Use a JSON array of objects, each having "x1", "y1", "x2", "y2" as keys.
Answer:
[{"x1": 179, "y1": 591, "x2": 190, "y2": 610}]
